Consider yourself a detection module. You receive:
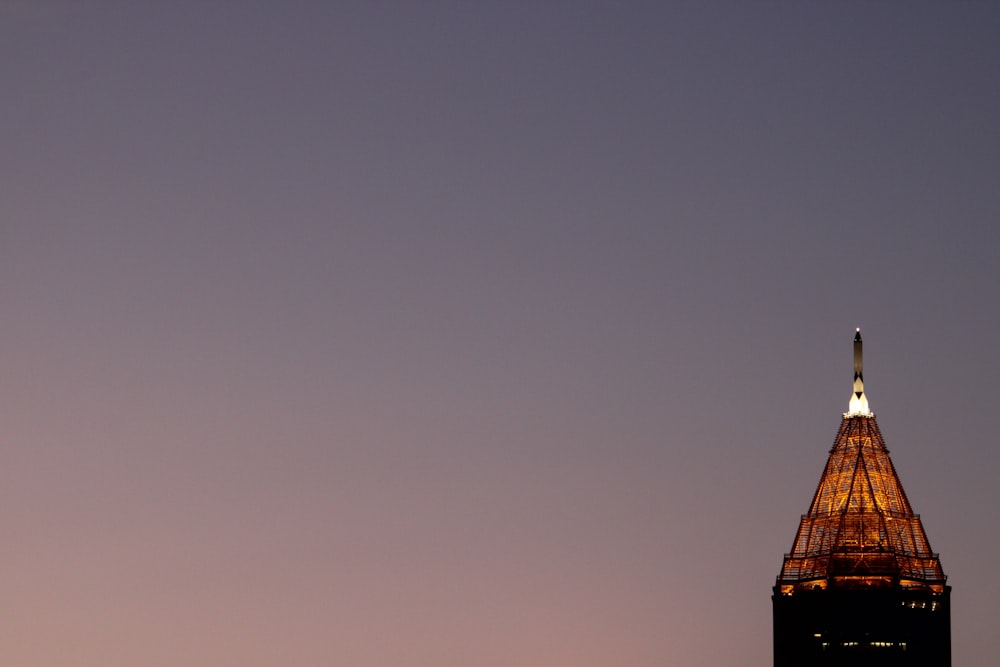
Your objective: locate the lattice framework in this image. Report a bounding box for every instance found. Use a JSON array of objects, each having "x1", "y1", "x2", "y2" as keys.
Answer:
[{"x1": 777, "y1": 415, "x2": 946, "y2": 593}]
